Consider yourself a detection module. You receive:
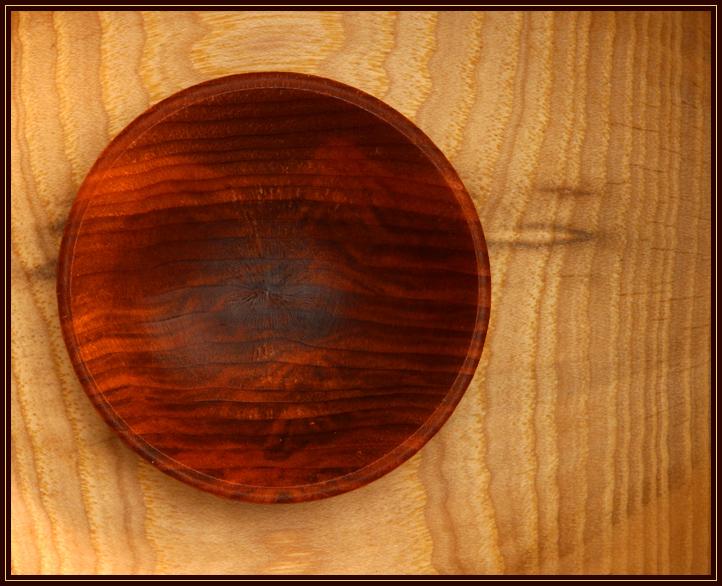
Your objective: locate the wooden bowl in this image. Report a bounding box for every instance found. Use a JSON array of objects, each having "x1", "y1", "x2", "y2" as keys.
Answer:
[{"x1": 57, "y1": 73, "x2": 491, "y2": 503}]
